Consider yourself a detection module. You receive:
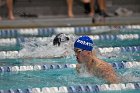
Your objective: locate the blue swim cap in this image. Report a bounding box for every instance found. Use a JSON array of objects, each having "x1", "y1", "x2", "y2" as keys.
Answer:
[{"x1": 74, "y1": 35, "x2": 94, "y2": 51}]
